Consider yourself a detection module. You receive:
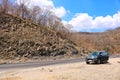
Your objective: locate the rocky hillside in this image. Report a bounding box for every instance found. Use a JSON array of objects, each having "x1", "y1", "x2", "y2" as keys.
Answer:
[
  {"x1": 71, "y1": 28, "x2": 120, "y2": 54},
  {"x1": 0, "y1": 13, "x2": 79, "y2": 60}
]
